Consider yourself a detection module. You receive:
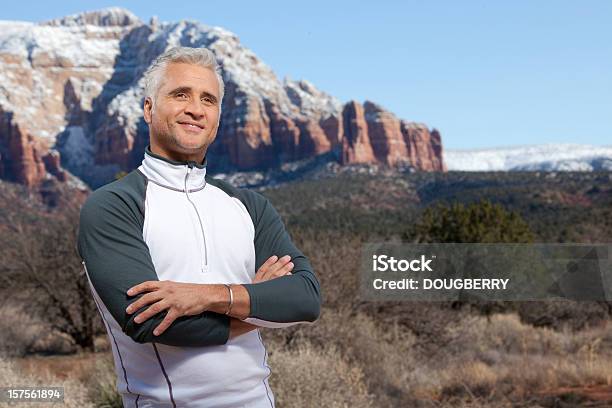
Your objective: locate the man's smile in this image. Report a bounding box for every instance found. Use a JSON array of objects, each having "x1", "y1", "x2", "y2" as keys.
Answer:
[{"x1": 177, "y1": 120, "x2": 205, "y2": 132}]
